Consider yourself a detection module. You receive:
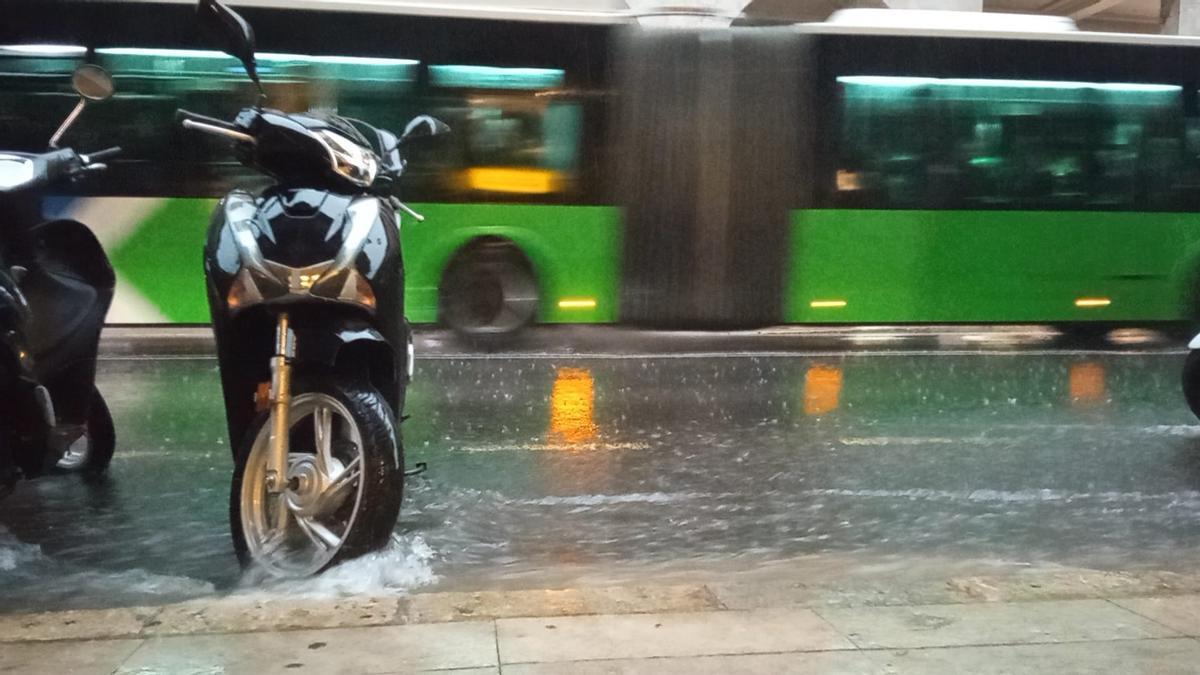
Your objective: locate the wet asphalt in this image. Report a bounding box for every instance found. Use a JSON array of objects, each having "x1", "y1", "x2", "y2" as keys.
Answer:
[{"x1": 3, "y1": 332, "x2": 1200, "y2": 612}]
